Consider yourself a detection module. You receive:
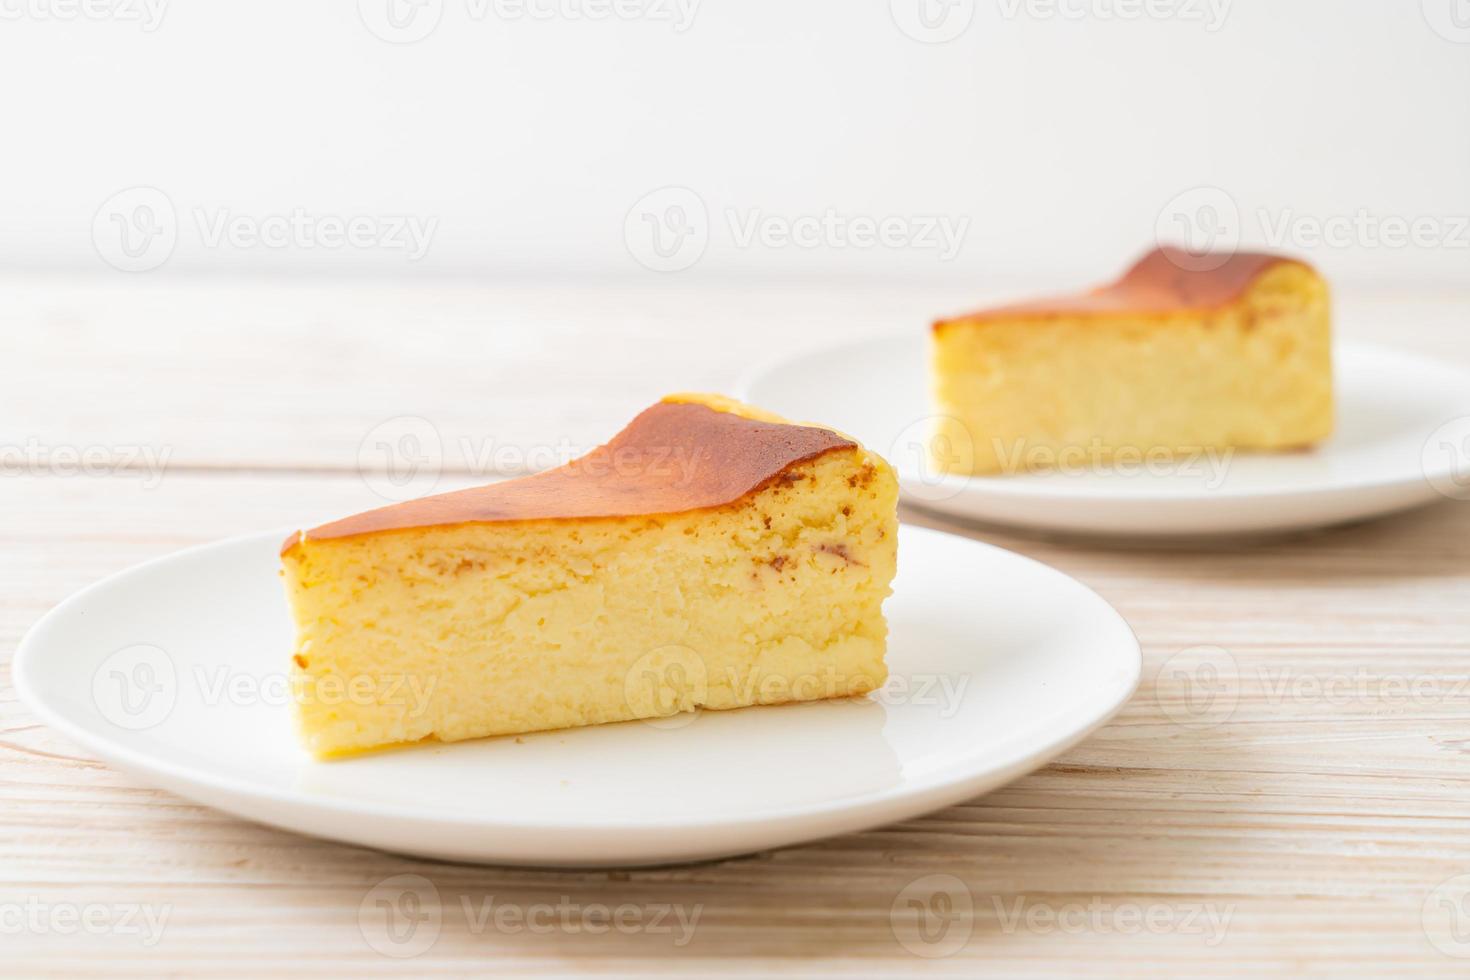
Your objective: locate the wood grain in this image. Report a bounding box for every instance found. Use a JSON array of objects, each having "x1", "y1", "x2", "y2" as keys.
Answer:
[{"x1": 4, "y1": 277, "x2": 1469, "y2": 976}]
